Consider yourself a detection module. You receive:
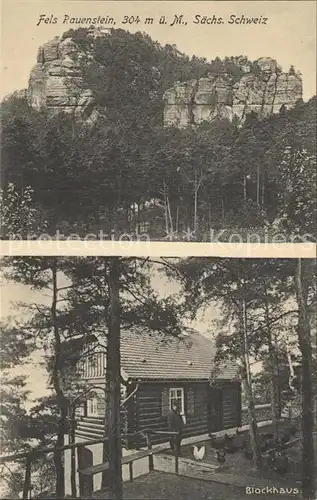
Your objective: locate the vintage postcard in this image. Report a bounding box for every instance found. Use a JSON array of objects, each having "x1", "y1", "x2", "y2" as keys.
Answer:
[
  {"x1": 0, "y1": 1, "x2": 316, "y2": 244},
  {"x1": 0, "y1": 2, "x2": 316, "y2": 500}
]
